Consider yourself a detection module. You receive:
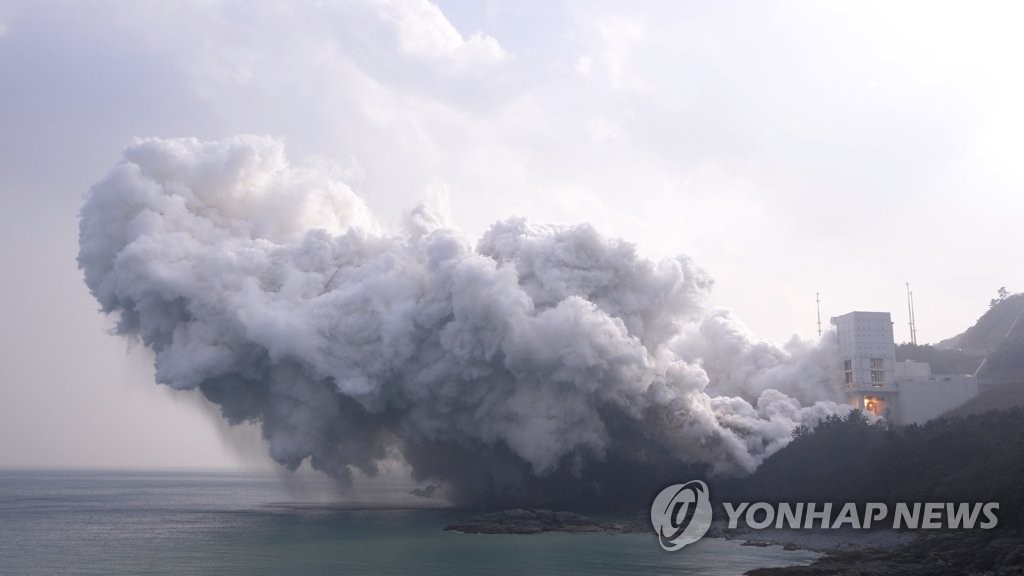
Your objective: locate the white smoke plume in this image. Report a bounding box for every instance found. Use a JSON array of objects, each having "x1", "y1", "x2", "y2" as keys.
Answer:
[{"x1": 78, "y1": 136, "x2": 850, "y2": 508}]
